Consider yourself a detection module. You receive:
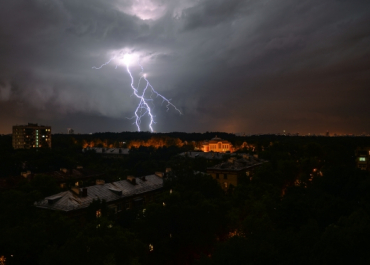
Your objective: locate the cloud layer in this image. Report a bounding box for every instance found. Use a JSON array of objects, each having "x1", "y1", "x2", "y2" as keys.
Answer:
[{"x1": 1, "y1": 0, "x2": 370, "y2": 134}]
